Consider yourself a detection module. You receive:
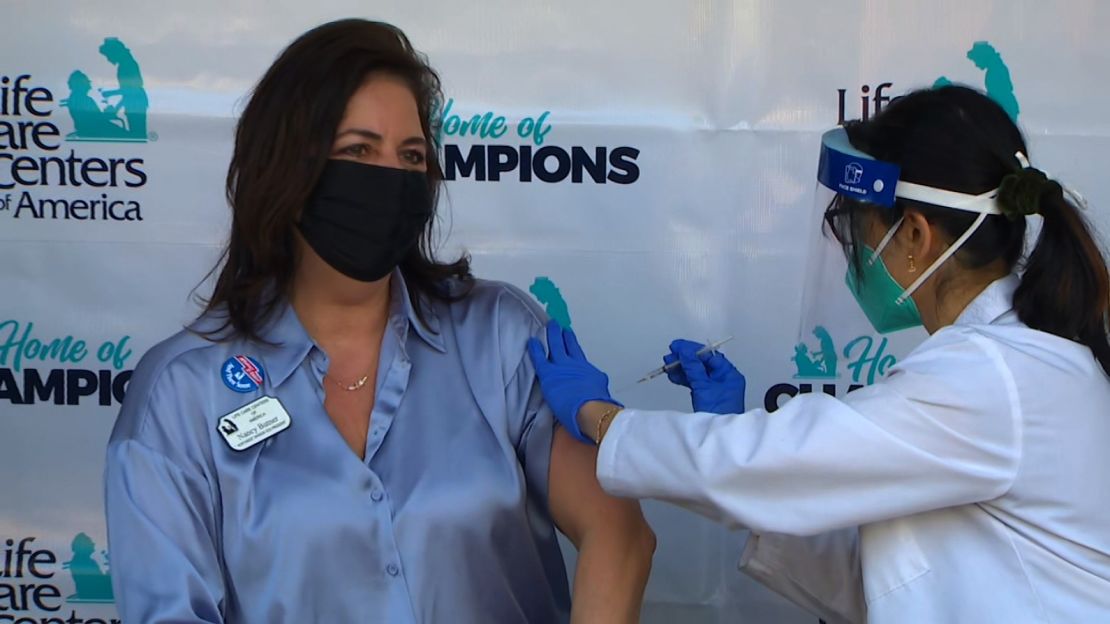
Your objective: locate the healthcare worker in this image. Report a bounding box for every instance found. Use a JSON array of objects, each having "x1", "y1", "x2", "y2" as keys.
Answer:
[
  {"x1": 104, "y1": 19, "x2": 654, "y2": 624},
  {"x1": 527, "y1": 86, "x2": 1110, "y2": 623}
]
